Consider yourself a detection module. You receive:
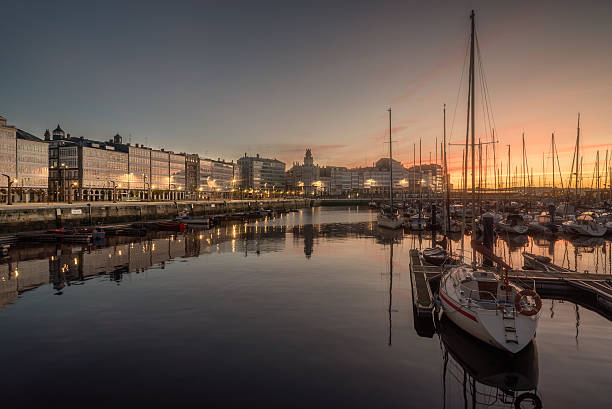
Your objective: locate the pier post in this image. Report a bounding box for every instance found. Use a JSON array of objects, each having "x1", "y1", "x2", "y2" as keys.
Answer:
[{"x1": 482, "y1": 213, "x2": 494, "y2": 267}]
